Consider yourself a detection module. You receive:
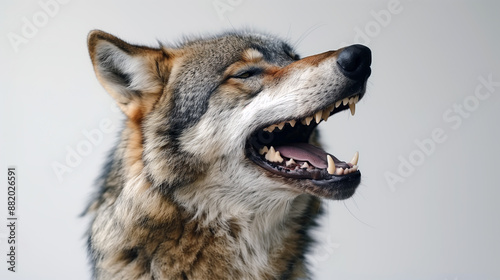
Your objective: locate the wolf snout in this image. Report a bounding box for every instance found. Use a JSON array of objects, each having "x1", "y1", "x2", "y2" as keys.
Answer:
[{"x1": 336, "y1": 44, "x2": 372, "y2": 80}]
